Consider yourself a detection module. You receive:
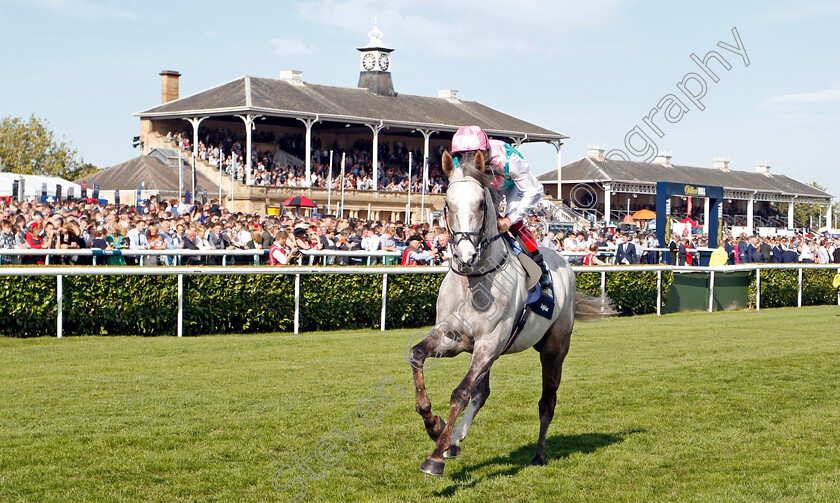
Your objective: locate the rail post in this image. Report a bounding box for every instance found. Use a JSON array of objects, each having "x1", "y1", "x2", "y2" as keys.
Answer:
[
  {"x1": 798, "y1": 267, "x2": 803, "y2": 308},
  {"x1": 756, "y1": 268, "x2": 761, "y2": 311},
  {"x1": 600, "y1": 271, "x2": 606, "y2": 299},
  {"x1": 656, "y1": 270, "x2": 661, "y2": 316},
  {"x1": 177, "y1": 274, "x2": 184, "y2": 338},
  {"x1": 381, "y1": 273, "x2": 388, "y2": 331},
  {"x1": 708, "y1": 270, "x2": 715, "y2": 313},
  {"x1": 294, "y1": 274, "x2": 301, "y2": 334},
  {"x1": 56, "y1": 275, "x2": 63, "y2": 338}
]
